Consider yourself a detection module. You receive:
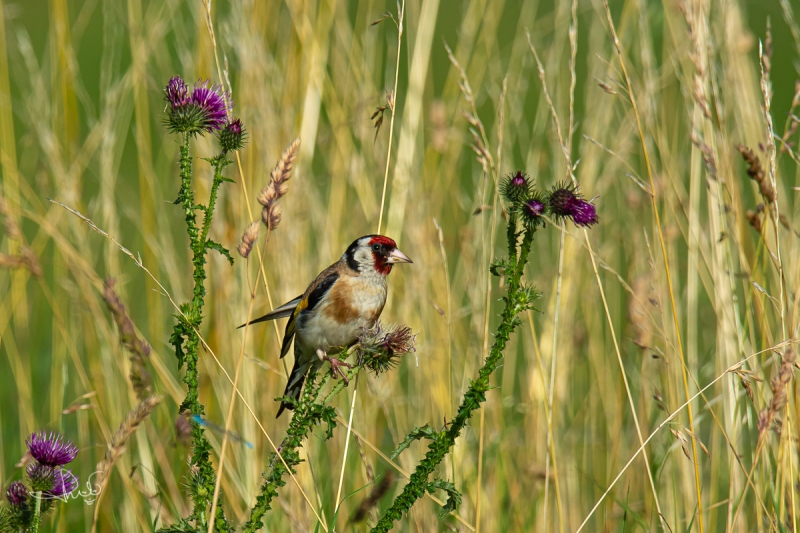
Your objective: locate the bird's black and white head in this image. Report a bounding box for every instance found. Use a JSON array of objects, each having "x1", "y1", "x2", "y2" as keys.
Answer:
[{"x1": 344, "y1": 235, "x2": 412, "y2": 276}]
